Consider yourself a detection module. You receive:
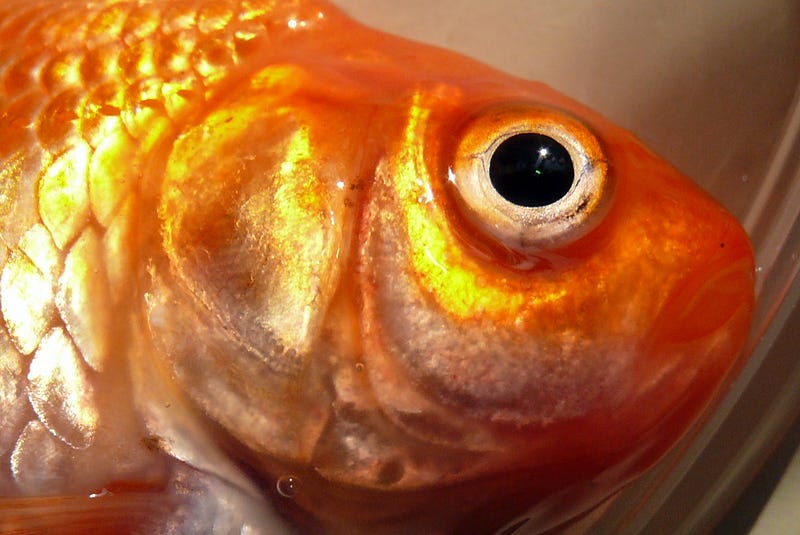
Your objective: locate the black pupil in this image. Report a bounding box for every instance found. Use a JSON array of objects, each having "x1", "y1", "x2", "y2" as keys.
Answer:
[{"x1": 489, "y1": 133, "x2": 574, "y2": 207}]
